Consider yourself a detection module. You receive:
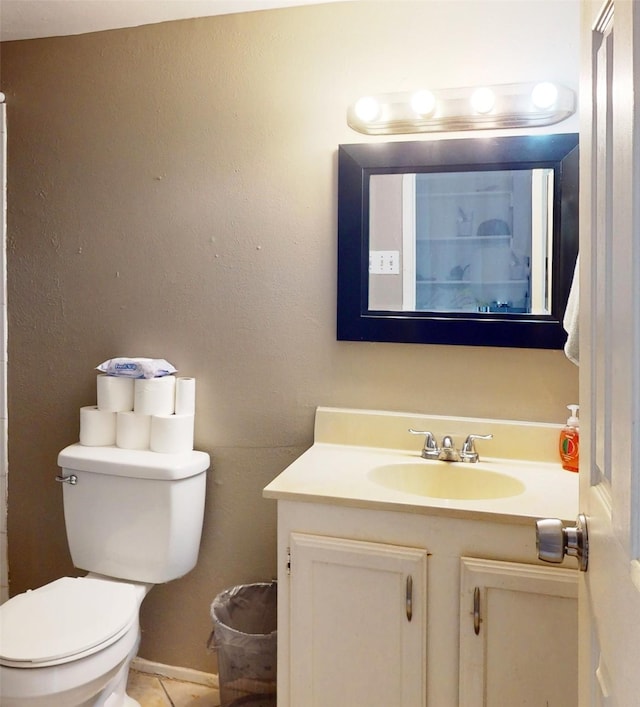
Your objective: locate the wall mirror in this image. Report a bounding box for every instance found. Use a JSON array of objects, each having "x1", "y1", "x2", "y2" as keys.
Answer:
[{"x1": 337, "y1": 133, "x2": 578, "y2": 348}]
